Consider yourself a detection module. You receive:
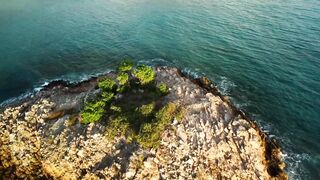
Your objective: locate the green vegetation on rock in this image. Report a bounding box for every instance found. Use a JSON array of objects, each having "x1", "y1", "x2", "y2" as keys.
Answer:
[
  {"x1": 81, "y1": 78, "x2": 116, "y2": 123},
  {"x1": 110, "y1": 105, "x2": 122, "y2": 112},
  {"x1": 175, "y1": 107, "x2": 187, "y2": 122},
  {"x1": 98, "y1": 78, "x2": 116, "y2": 92},
  {"x1": 117, "y1": 59, "x2": 133, "y2": 72},
  {"x1": 137, "y1": 103, "x2": 178, "y2": 148},
  {"x1": 157, "y1": 83, "x2": 169, "y2": 96},
  {"x1": 105, "y1": 102, "x2": 182, "y2": 148},
  {"x1": 101, "y1": 92, "x2": 114, "y2": 103},
  {"x1": 106, "y1": 115, "x2": 131, "y2": 139},
  {"x1": 133, "y1": 65, "x2": 155, "y2": 85},
  {"x1": 80, "y1": 101, "x2": 106, "y2": 124},
  {"x1": 79, "y1": 60, "x2": 183, "y2": 148},
  {"x1": 137, "y1": 102, "x2": 155, "y2": 117},
  {"x1": 117, "y1": 72, "x2": 129, "y2": 86}
]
